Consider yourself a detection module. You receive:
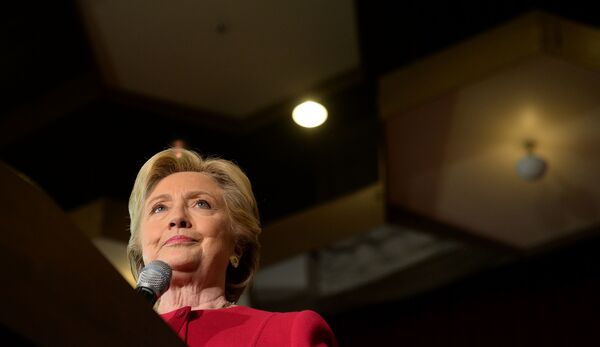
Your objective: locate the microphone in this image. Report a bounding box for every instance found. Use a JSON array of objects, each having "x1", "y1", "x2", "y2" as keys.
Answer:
[{"x1": 135, "y1": 260, "x2": 172, "y2": 305}]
